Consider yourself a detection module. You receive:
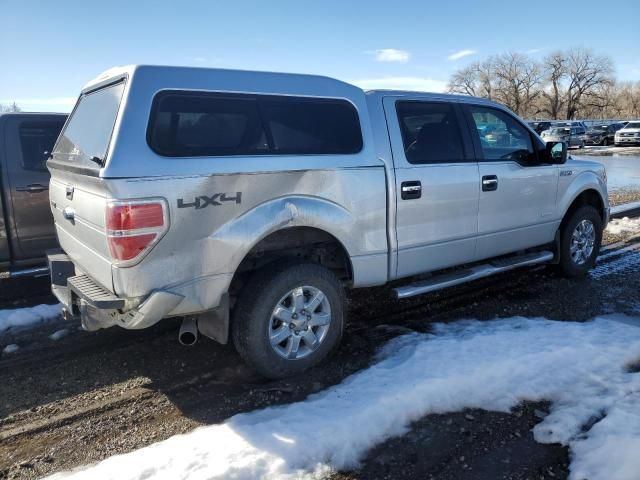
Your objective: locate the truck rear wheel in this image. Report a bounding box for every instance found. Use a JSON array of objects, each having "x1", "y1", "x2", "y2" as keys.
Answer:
[
  {"x1": 558, "y1": 205, "x2": 602, "y2": 278},
  {"x1": 232, "y1": 262, "x2": 345, "y2": 379}
]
